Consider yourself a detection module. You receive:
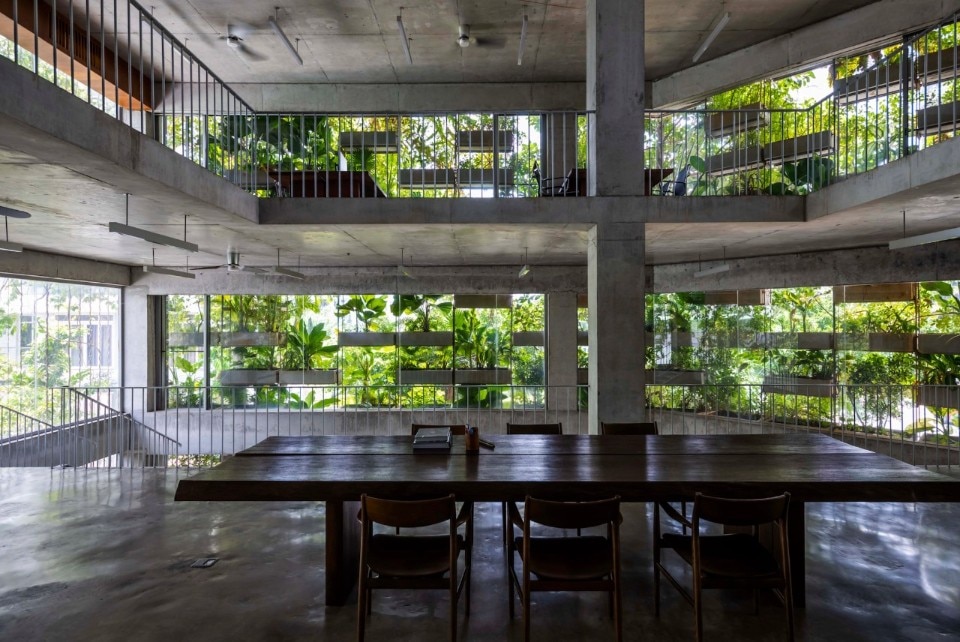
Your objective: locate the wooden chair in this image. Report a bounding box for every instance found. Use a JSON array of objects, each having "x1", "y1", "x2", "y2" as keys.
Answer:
[
  {"x1": 357, "y1": 494, "x2": 473, "y2": 642},
  {"x1": 507, "y1": 495, "x2": 623, "y2": 641},
  {"x1": 654, "y1": 492, "x2": 794, "y2": 642},
  {"x1": 505, "y1": 422, "x2": 562, "y2": 435},
  {"x1": 411, "y1": 423, "x2": 468, "y2": 435},
  {"x1": 599, "y1": 421, "x2": 658, "y2": 435}
]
